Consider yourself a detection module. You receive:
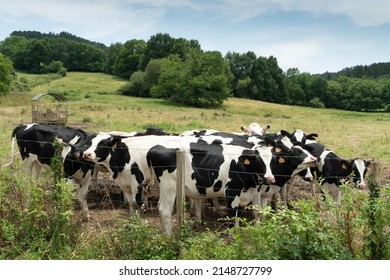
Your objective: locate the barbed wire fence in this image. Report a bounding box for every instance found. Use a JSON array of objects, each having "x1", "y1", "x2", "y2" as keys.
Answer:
[{"x1": 1, "y1": 138, "x2": 389, "y2": 238}]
